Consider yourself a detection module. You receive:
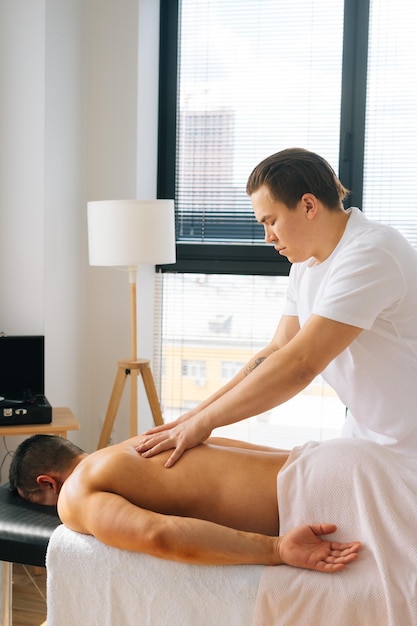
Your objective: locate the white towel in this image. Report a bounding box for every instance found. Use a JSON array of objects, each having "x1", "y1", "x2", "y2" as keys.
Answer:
[
  {"x1": 253, "y1": 439, "x2": 417, "y2": 626},
  {"x1": 46, "y1": 524, "x2": 263, "y2": 626}
]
